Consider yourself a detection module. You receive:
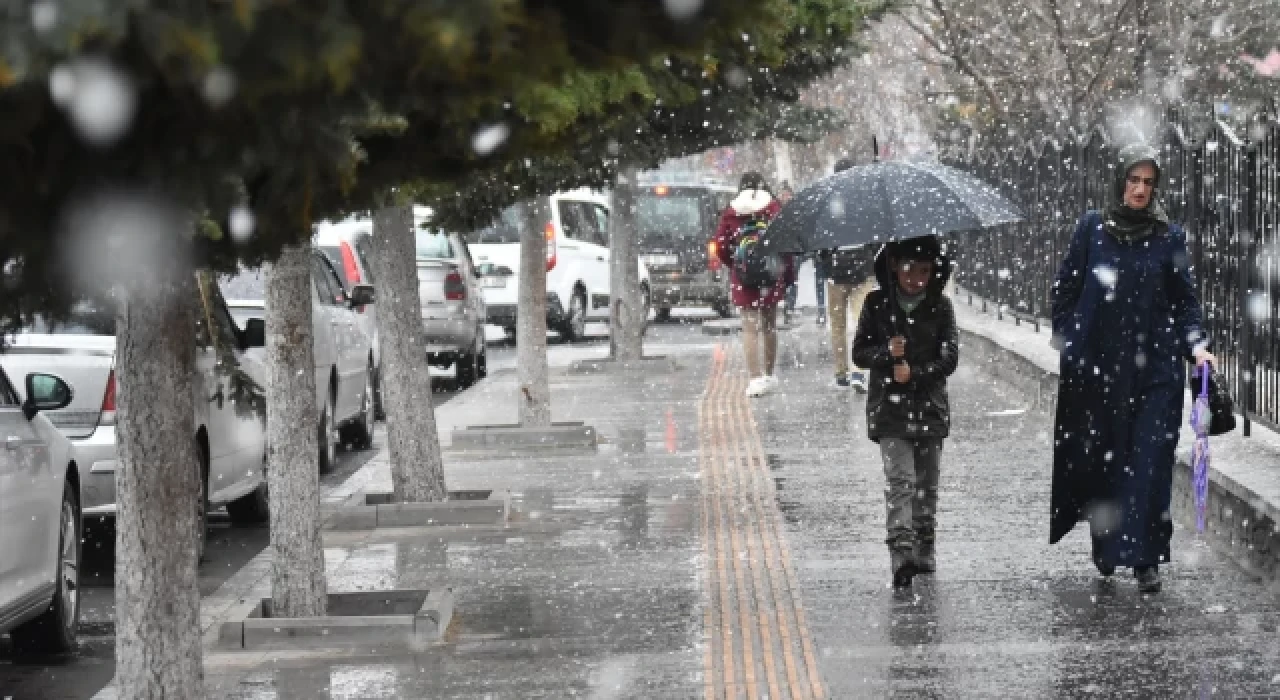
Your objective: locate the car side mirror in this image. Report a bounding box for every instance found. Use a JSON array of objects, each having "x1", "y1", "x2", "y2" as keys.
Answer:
[
  {"x1": 349, "y1": 284, "x2": 376, "y2": 307},
  {"x1": 23, "y1": 372, "x2": 73, "y2": 420},
  {"x1": 242, "y1": 318, "x2": 266, "y2": 349}
]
